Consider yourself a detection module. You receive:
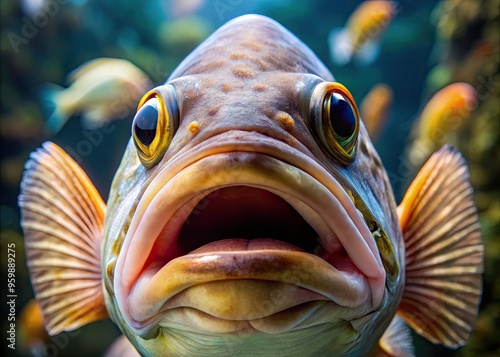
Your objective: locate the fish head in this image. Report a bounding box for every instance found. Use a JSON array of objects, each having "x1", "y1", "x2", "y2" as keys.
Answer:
[{"x1": 101, "y1": 15, "x2": 404, "y2": 357}]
